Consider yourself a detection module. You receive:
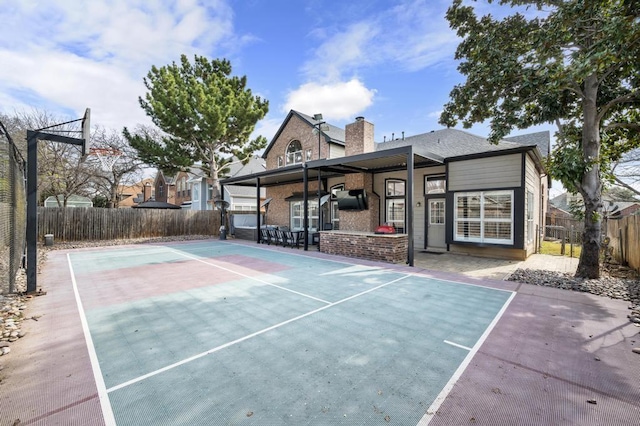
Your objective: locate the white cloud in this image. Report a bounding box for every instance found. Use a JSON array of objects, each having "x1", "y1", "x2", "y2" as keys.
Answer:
[
  {"x1": 252, "y1": 116, "x2": 283, "y2": 143},
  {"x1": 283, "y1": 79, "x2": 376, "y2": 121},
  {"x1": 0, "y1": 0, "x2": 236, "y2": 130},
  {"x1": 302, "y1": 22, "x2": 378, "y2": 83},
  {"x1": 287, "y1": 0, "x2": 458, "y2": 121}
]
